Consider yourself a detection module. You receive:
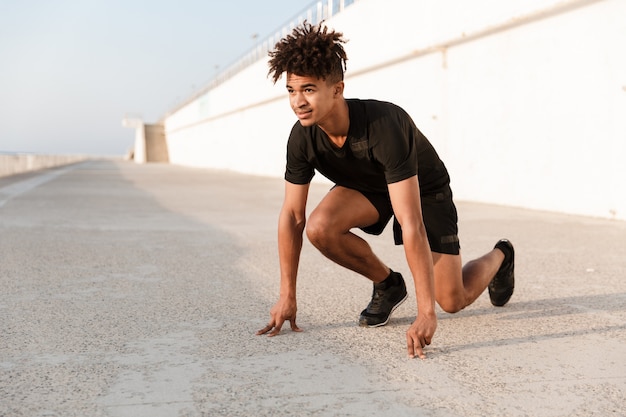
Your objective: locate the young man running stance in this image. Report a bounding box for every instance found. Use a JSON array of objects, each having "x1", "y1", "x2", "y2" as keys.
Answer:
[{"x1": 256, "y1": 22, "x2": 515, "y2": 359}]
